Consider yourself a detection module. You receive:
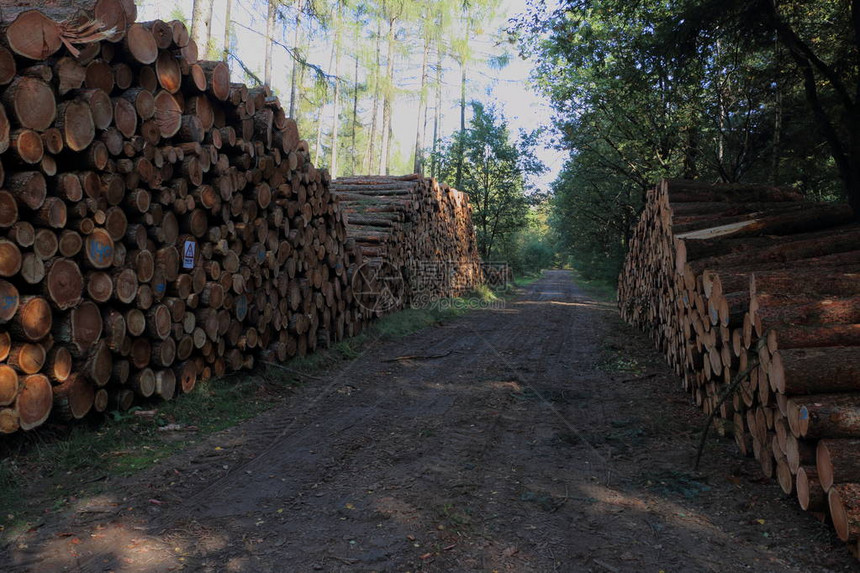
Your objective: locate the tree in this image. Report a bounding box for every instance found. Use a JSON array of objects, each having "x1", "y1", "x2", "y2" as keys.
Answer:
[
  {"x1": 379, "y1": 0, "x2": 406, "y2": 175},
  {"x1": 668, "y1": 0, "x2": 860, "y2": 216},
  {"x1": 434, "y1": 101, "x2": 543, "y2": 259},
  {"x1": 222, "y1": 0, "x2": 233, "y2": 63},
  {"x1": 190, "y1": 0, "x2": 214, "y2": 49},
  {"x1": 264, "y1": 0, "x2": 278, "y2": 86},
  {"x1": 412, "y1": 3, "x2": 433, "y2": 174},
  {"x1": 510, "y1": 0, "x2": 847, "y2": 281},
  {"x1": 450, "y1": 0, "x2": 501, "y2": 186}
]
